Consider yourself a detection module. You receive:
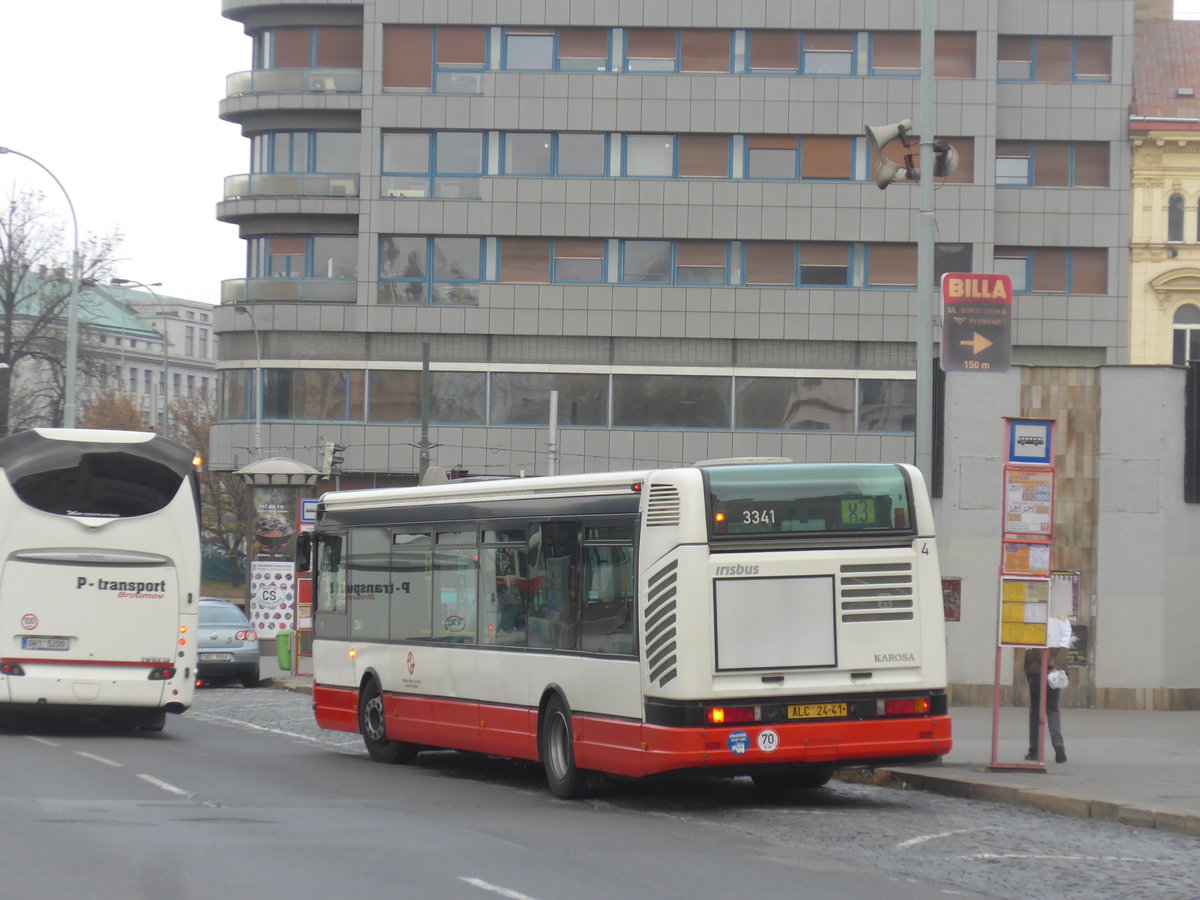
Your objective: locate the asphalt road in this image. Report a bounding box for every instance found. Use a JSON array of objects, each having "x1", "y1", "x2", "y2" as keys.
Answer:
[{"x1": 1, "y1": 688, "x2": 1197, "y2": 900}]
